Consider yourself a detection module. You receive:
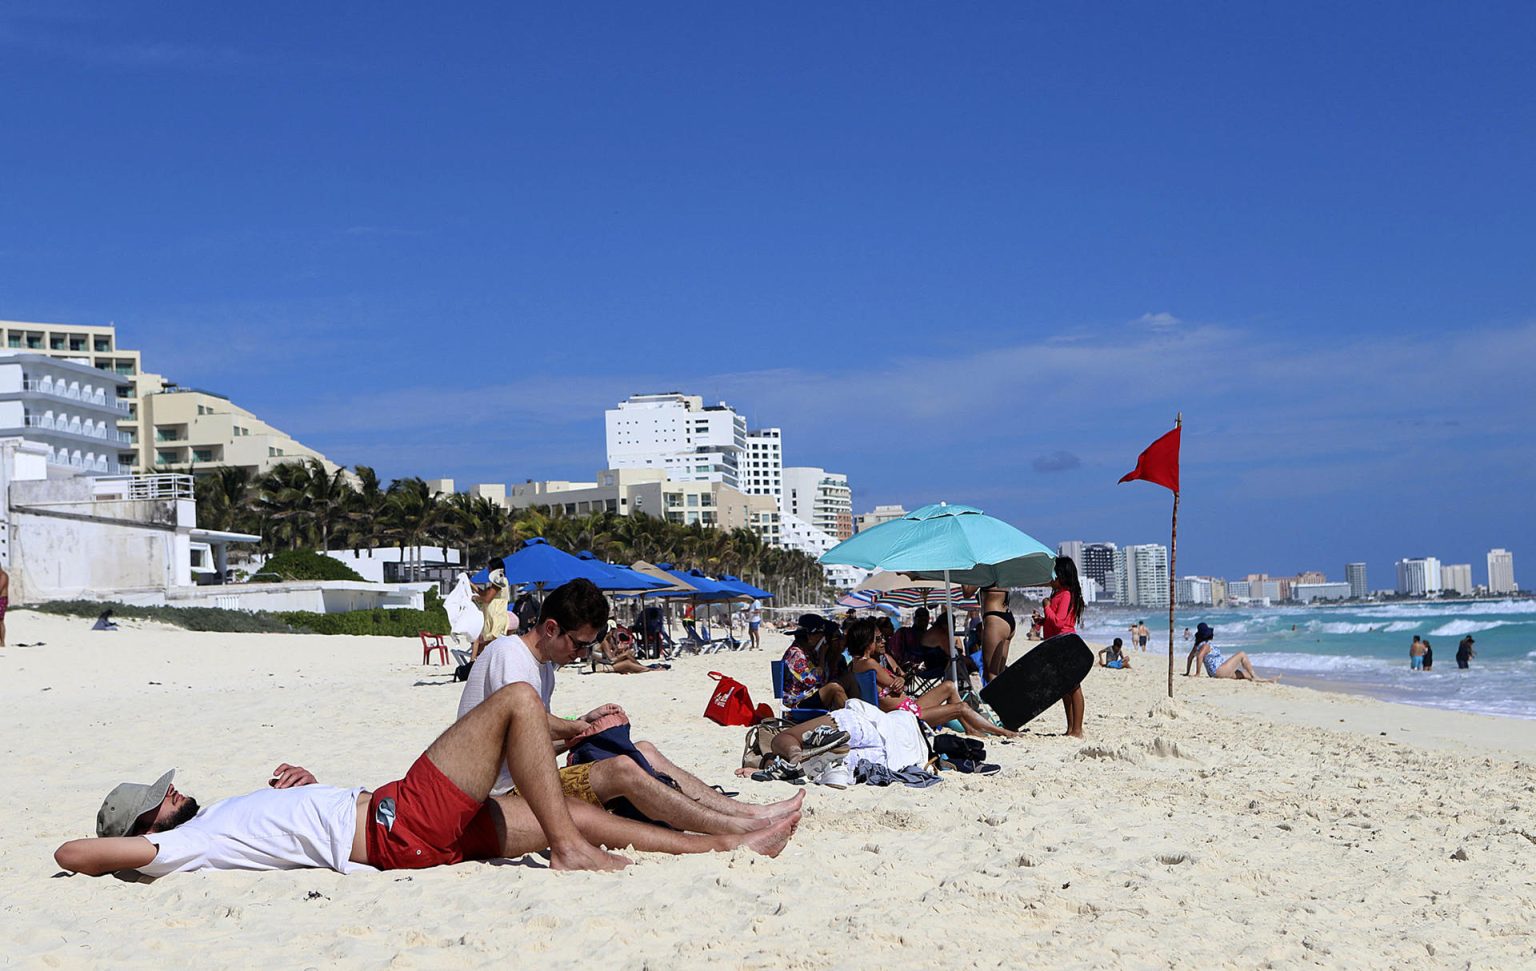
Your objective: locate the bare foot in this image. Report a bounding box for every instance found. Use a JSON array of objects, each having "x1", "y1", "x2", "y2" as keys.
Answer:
[
  {"x1": 747, "y1": 790, "x2": 806, "y2": 819},
  {"x1": 738, "y1": 813, "x2": 798, "y2": 858},
  {"x1": 549, "y1": 841, "x2": 630, "y2": 872}
]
